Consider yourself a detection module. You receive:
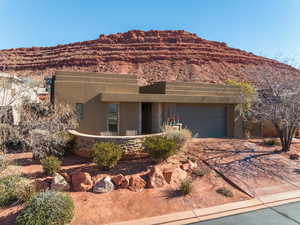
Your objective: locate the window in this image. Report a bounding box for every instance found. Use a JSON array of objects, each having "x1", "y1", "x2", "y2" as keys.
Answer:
[
  {"x1": 75, "y1": 103, "x2": 84, "y2": 120},
  {"x1": 107, "y1": 103, "x2": 118, "y2": 133}
]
